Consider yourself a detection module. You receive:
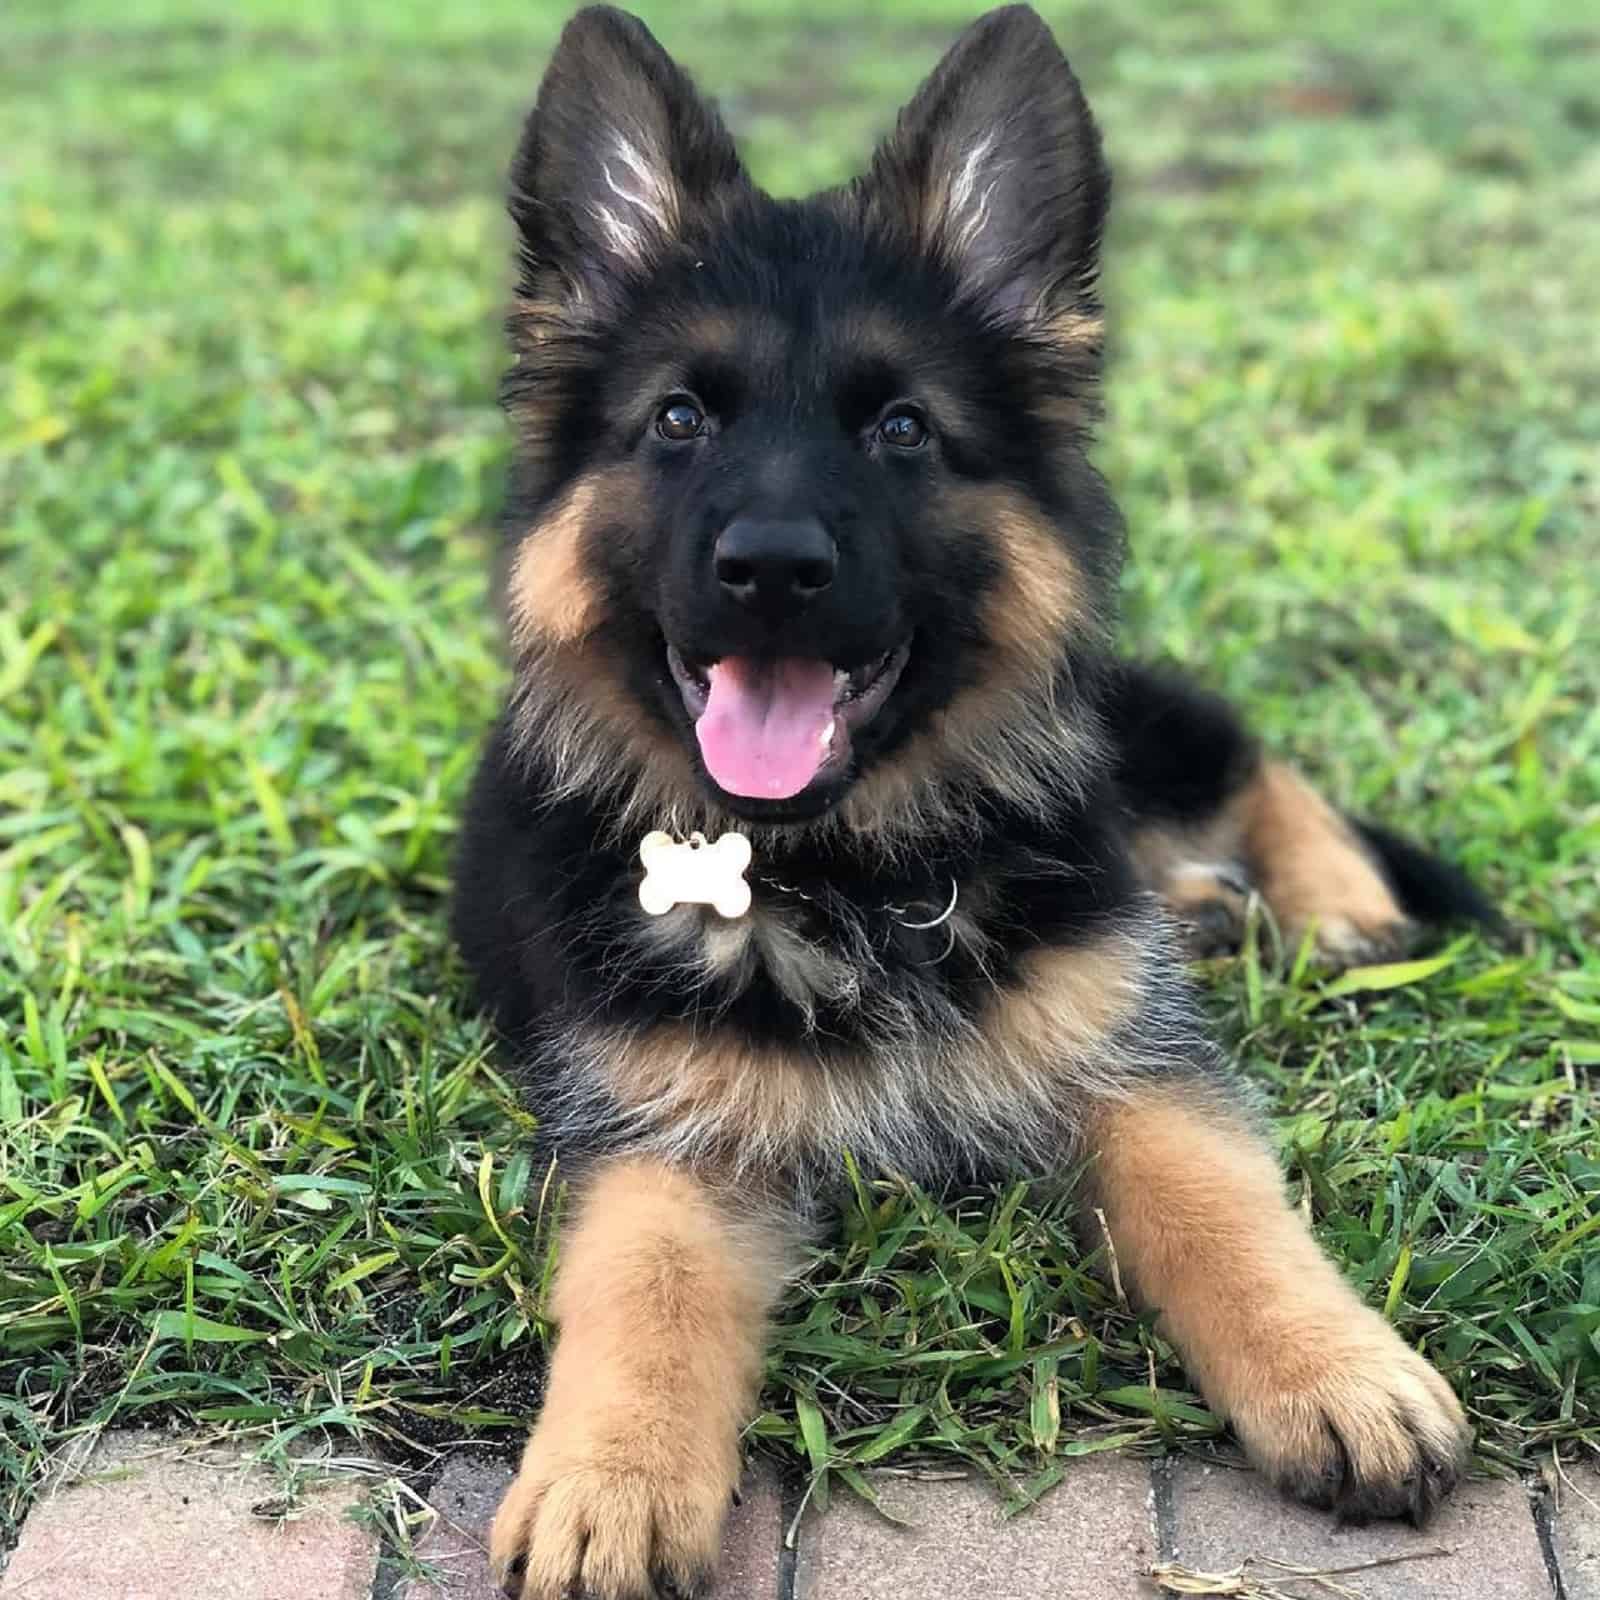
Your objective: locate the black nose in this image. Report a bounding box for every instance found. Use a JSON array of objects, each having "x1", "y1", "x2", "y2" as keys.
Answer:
[{"x1": 714, "y1": 518, "x2": 837, "y2": 620}]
